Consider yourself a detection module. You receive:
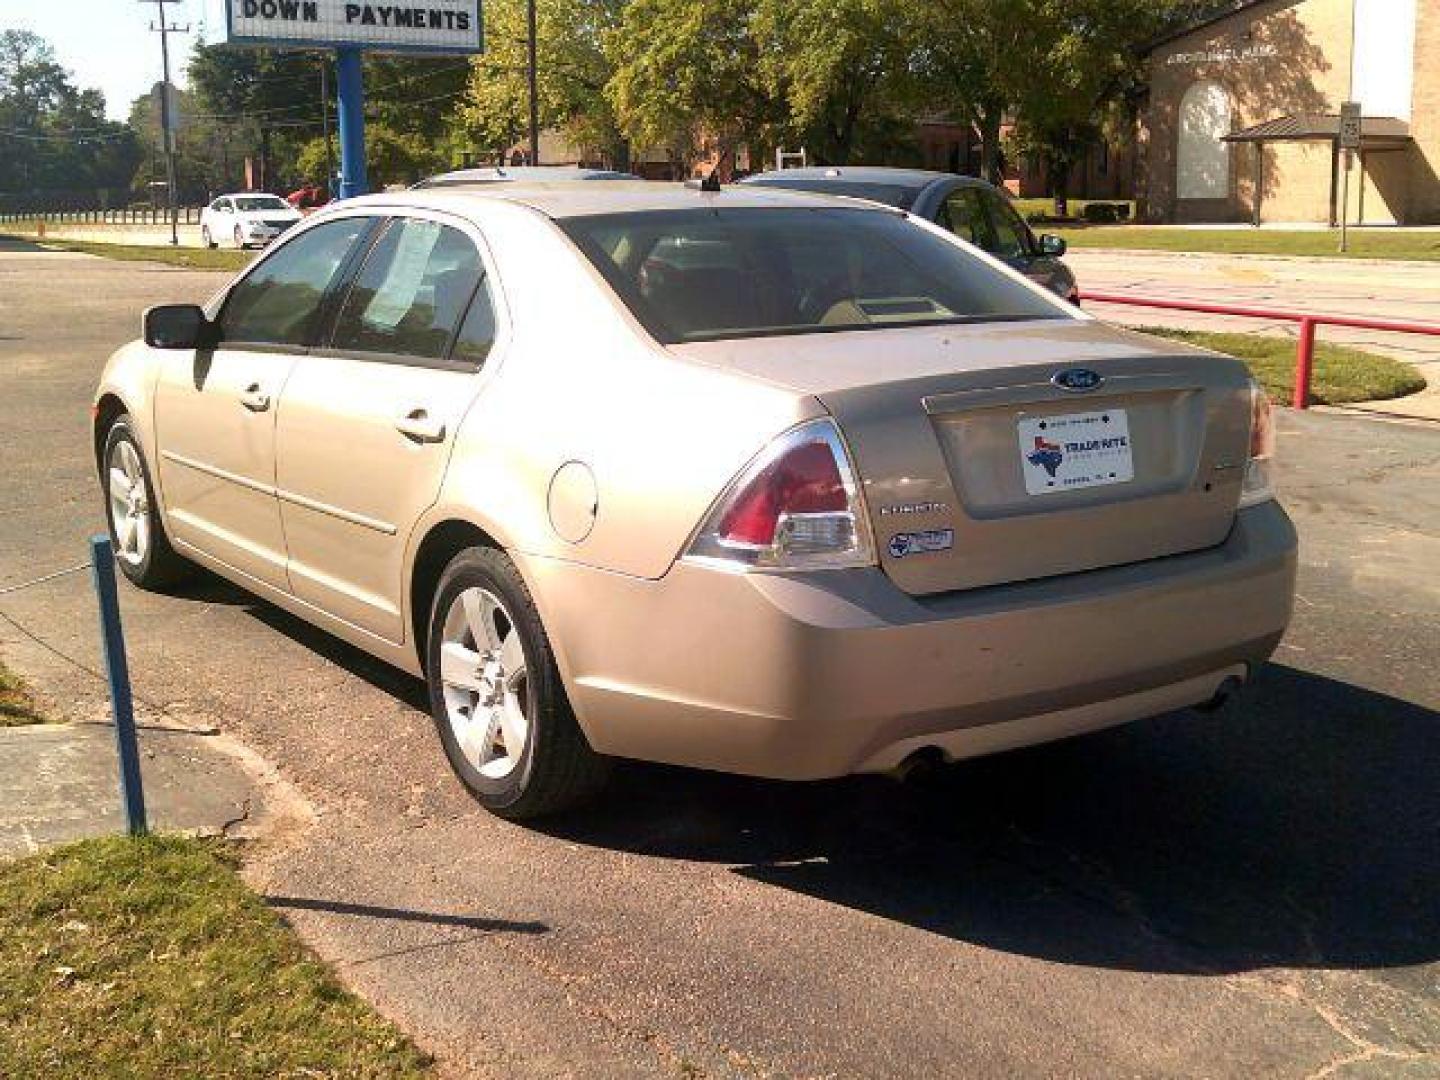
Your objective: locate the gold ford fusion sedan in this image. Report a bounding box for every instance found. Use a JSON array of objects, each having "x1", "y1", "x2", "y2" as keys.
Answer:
[{"x1": 93, "y1": 183, "x2": 1297, "y2": 818}]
